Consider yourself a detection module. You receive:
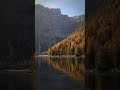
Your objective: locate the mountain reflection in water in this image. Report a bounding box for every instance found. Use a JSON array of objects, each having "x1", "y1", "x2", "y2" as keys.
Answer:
[
  {"x1": 47, "y1": 57, "x2": 85, "y2": 89},
  {"x1": 0, "y1": 56, "x2": 85, "y2": 90},
  {"x1": 35, "y1": 56, "x2": 85, "y2": 90}
]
